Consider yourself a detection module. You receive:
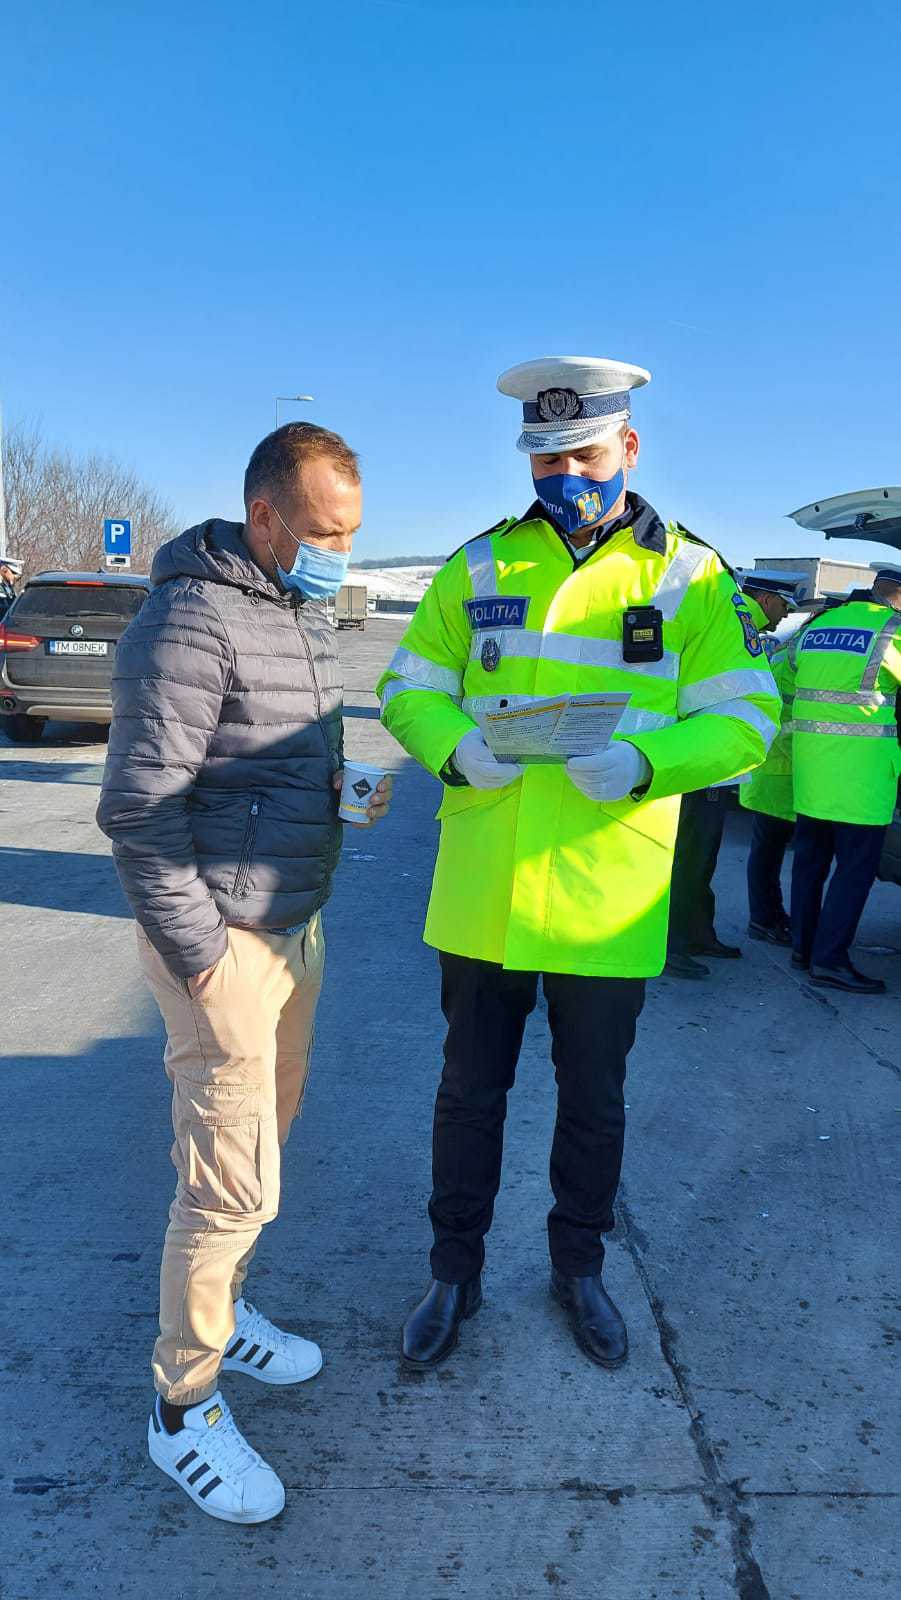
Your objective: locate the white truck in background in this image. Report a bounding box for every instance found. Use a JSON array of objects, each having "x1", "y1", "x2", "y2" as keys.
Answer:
[{"x1": 329, "y1": 583, "x2": 367, "y2": 630}]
